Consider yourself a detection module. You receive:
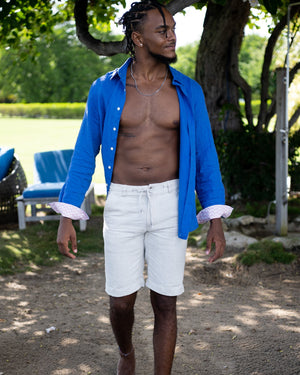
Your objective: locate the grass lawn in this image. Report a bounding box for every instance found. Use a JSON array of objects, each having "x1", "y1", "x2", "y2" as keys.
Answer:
[
  {"x1": 0, "y1": 218, "x2": 104, "y2": 275},
  {"x1": 0, "y1": 117, "x2": 105, "y2": 185}
]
